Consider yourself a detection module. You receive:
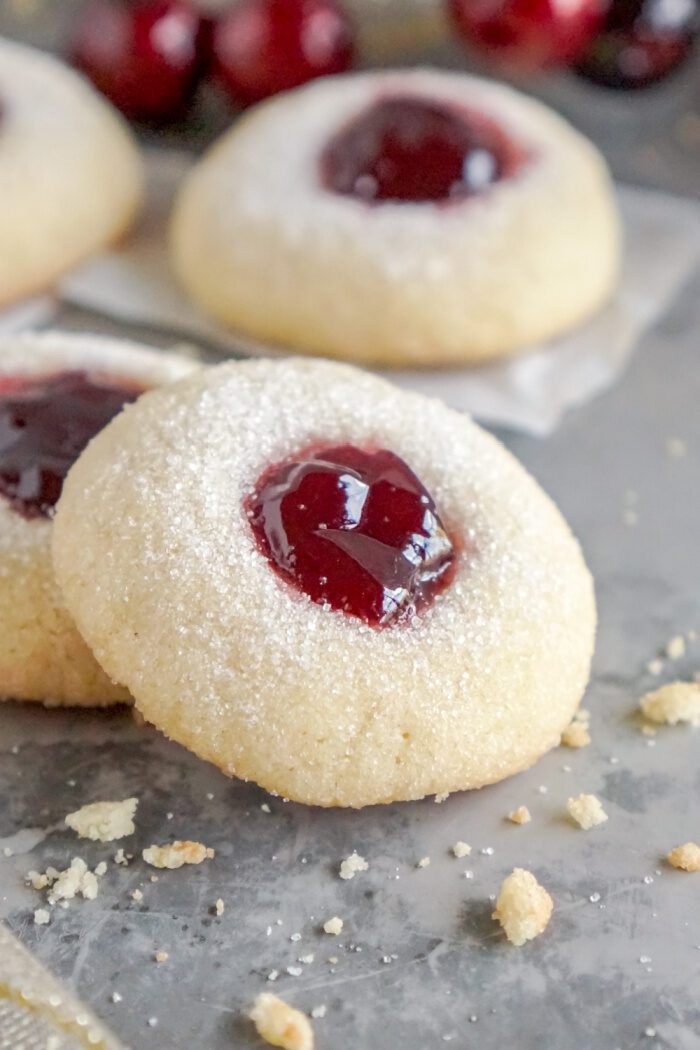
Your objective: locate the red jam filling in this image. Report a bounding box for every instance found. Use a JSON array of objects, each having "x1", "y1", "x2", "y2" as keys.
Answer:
[
  {"x1": 247, "y1": 444, "x2": 457, "y2": 626},
  {"x1": 0, "y1": 370, "x2": 143, "y2": 520},
  {"x1": 320, "y1": 95, "x2": 526, "y2": 204}
]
